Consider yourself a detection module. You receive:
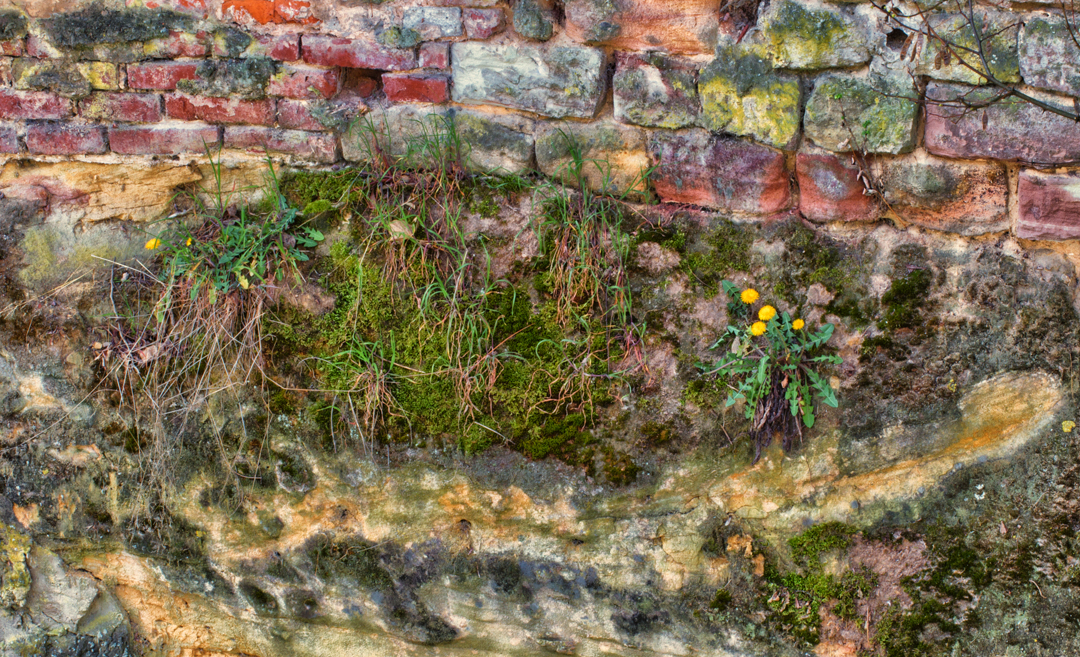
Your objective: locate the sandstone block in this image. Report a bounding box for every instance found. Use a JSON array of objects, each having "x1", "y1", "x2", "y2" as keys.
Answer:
[
  {"x1": 451, "y1": 42, "x2": 605, "y2": 119},
  {"x1": 452, "y1": 109, "x2": 535, "y2": 175},
  {"x1": 403, "y1": 7, "x2": 463, "y2": 40},
  {"x1": 512, "y1": 0, "x2": 553, "y2": 41},
  {"x1": 536, "y1": 118, "x2": 651, "y2": 199},
  {"x1": 225, "y1": 126, "x2": 337, "y2": 162},
  {"x1": 760, "y1": 0, "x2": 871, "y2": 69},
  {"x1": 108, "y1": 124, "x2": 220, "y2": 154},
  {"x1": 1019, "y1": 16, "x2": 1080, "y2": 97},
  {"x1": 565, "y1": 0, "x2": 719, "y2": 55},
  {"x1": 79, "y1": 92, "x2": 163, "y2": 123},
  {"x1": 914, "y1": 13, "x2": 1020, "y2": 85},
  {"x1": 26, "y1": 123, "x2": 107, "y2": 155},
  {"x1": 698, "y1": 44, "x2": 800, "y2": 150},
  {"x1": 302, "y1": 35, "x2": 417, "y2": 71},
  {"x1": 925, "y1": 83, "x2": 1080, "y2": 163},
  {"x1": 648, "y1": 129, "x2": 791, "y2": 214},
  {"x1": 613, "y1": 52, "x2": 699, "y2": 130},
  {"x1": 880, "y1": 156, "x2": 1008, "y2": 236},
  {"x1": 0, "y1": 89, "x2": 71, "y2": 120},
  {"x1": 804, "y1": 74, "x2": 918, "y2": 154},
  {"x1": 382, "y1": 73, "x2": 450, "y2": 104},
  {"x1": 127, "y1": 61, "x2": 200, "y2": 91},
  {"x1": 464, "y1": 8, "x2": 505, "y2": 39},
  {"x1": 165, "y1": 93, "x2": 275, "y2": 125},
  {"x1": 796, "y1": 151, "x2": 879, "y2": 223},
  {"x1": 0, "y1": 125, "x2": 17, "y2": 153},
  {"x1": 176, "y1": 58, "x2": 274, "y2": 99},
  {"x1": 268, "y1": 64, "x2": 340, "y2": 99},
  {"x1": 419, "y1": 42, "x2": 450, "y2": 69},
  {"x1": 1016, "y1": 169, "x2": 1080, "y2": 241}
]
